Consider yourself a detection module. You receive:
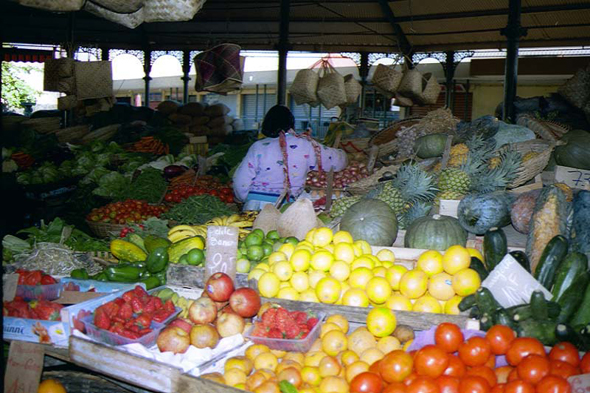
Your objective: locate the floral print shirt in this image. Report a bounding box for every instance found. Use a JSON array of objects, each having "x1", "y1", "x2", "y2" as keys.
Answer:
[{"x1": 232, "y1": 133, "x2": 348, "y2": 202}]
